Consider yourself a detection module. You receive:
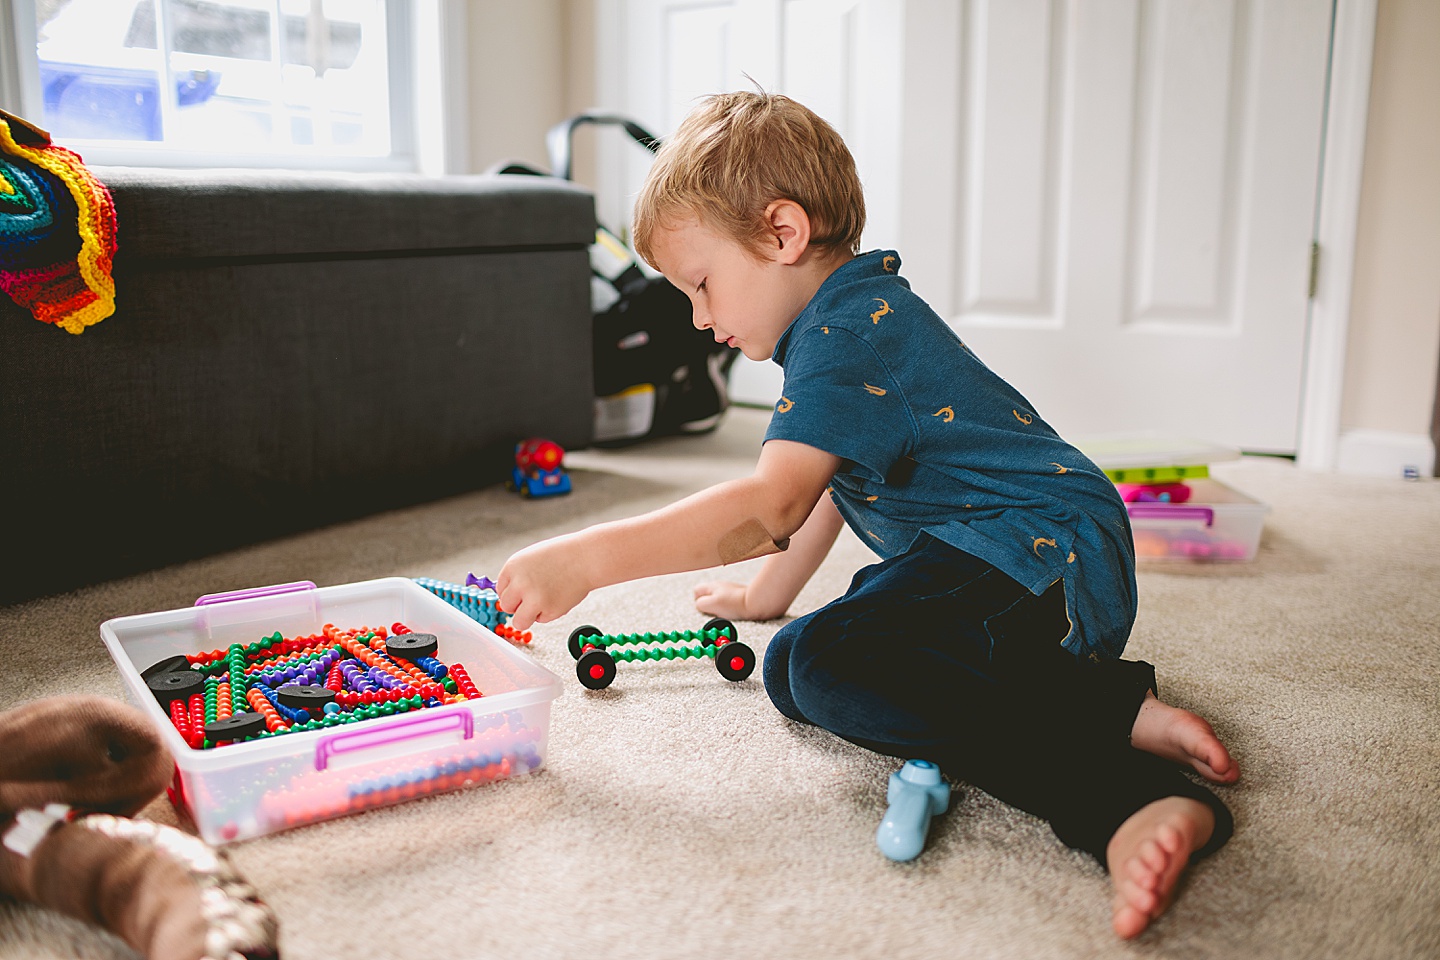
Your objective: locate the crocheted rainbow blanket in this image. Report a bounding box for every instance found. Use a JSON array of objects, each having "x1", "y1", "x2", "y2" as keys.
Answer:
[{"x1": 0, "y1": 109, "x2": 118, "y2": 334}]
